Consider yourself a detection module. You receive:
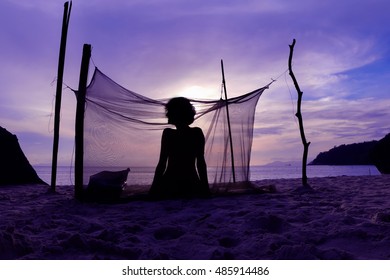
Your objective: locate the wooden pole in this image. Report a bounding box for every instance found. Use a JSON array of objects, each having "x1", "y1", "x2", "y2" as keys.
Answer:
[
  {"x1": 74, "y1": 44, "x2": 91, "y2": 199},
  {"x1": 220, "y1": 59, "x2": 236, "y2": 183},
  {"x1": 51, "y1": 1, "x2": 72, "y2": 191},
  {"x1": 288, "y1": 39, "x2": 311, "y2": 186}
]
